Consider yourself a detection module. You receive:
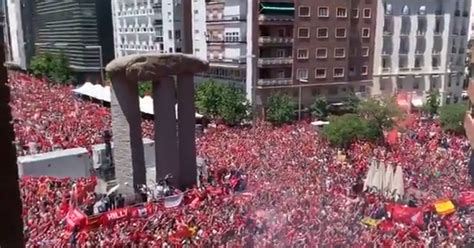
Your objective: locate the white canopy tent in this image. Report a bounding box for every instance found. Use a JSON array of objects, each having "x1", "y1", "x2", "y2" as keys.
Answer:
[{"x1": 73, "y1": 82, "x2": 203, "y2": 118}]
